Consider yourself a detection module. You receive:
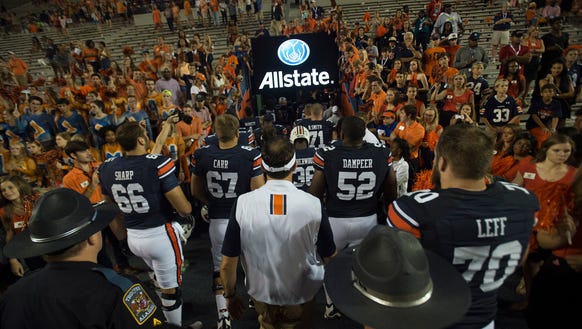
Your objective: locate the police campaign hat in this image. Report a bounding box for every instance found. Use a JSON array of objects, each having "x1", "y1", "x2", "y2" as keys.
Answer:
[
  {"x1": 4, "y1": 188, "x2": 119, "y2": 259},
  {"x1": 325, "y1": 226, "x2": 470, "y2": 329}
]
